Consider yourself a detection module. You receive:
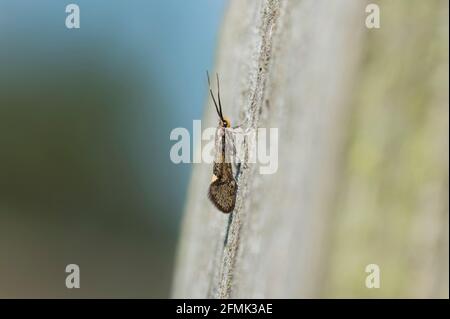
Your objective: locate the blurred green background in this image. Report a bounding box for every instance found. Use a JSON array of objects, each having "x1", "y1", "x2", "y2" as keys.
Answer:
[
  {"x1": 0, "y1": 0, "x2": 225, "y2": 297},
  {"x1": 324, "y1": 0, "x2": 448, "y2": 298}
]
